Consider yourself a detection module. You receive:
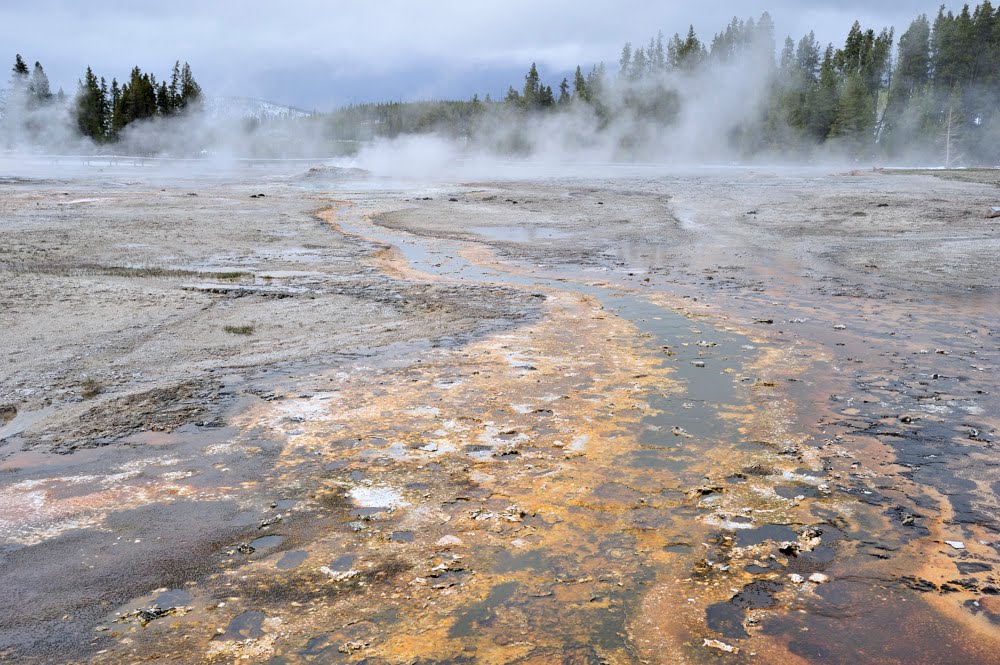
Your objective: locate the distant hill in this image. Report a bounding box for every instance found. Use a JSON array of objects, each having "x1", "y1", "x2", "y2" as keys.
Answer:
[{"x1": 201, "y1": 96, "x2": 311, "y2": 121}]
